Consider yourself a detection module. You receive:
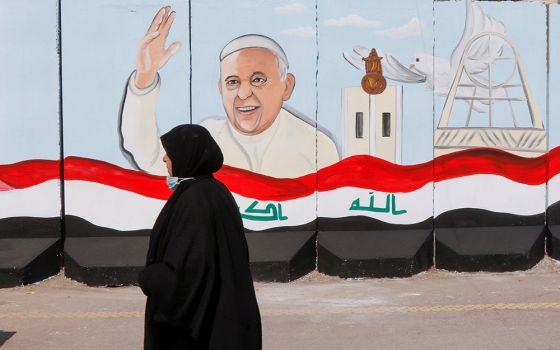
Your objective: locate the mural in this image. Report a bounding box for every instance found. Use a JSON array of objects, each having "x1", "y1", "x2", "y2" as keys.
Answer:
[
  {"x1": 60, "y1": 1, "x2": 189, "y2": 240},
  {"x1": 0, "y1": 0, "x2": 558, "y2": 284},
  {"x1": 0, "y1": 0, "x2": 62, "y2": 286},
  {"x1": 119, "y1": 1, "x2": 325, "y2": 231},
  {"x1": 433, "y1": 1, "x2": 548, "y2": 270},
  {"x1": 548, "y1": 4, "x2": 560, "y2": 259},
  {"x1": 317, "y1": 0, "x2": 433, "y2": 238}
]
